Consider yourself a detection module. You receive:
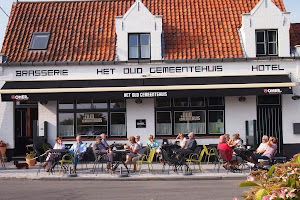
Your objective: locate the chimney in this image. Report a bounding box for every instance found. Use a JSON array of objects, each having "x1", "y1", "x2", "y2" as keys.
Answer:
[{"x1": 13, "y1": 0, "x2": 18, "y2": 5}]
